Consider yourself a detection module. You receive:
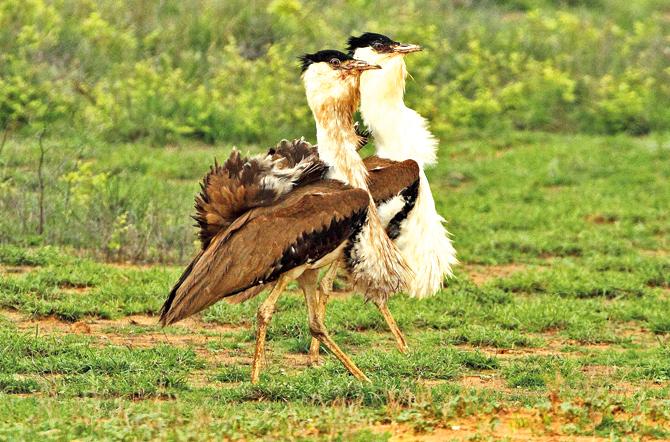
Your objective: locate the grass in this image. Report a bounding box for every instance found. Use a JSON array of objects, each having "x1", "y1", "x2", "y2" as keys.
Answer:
[{"x1": 0, "y1": 130, "x2": 669, "y2": 439}]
